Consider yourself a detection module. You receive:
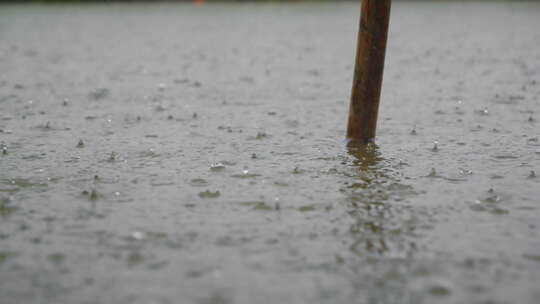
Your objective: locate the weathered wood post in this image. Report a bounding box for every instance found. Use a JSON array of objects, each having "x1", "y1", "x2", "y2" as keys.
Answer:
[{"x1": 347, "y1": 0, "x2": 392, "y2": 144}]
